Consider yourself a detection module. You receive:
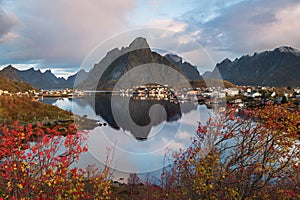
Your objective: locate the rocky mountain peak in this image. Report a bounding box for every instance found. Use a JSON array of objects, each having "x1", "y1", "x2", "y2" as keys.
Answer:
[
  {"x1": 128, "y1": 37, "x2": 150, "y2": 50},
  {"x1": 3, "y1": 65, "x2": 16, "y2": 71},
  {"x1": 165, "y1": 54, "x2": 183, "y2": 64},
  {"x1": 217, "y1": 58, "x2": 231, "y2": 66},
  {"x1": 106, "y1": 48, "x2": 120, "y2": 57},
  {"x1": 44, "y1": 69, "x2": 52, "y2": 73},
  {"x1": 0, "y1": 65, "x2": 22, "y2": 82},
  {"x1": 274, "y1": 46, "x2": 300, "y2": 56}
]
